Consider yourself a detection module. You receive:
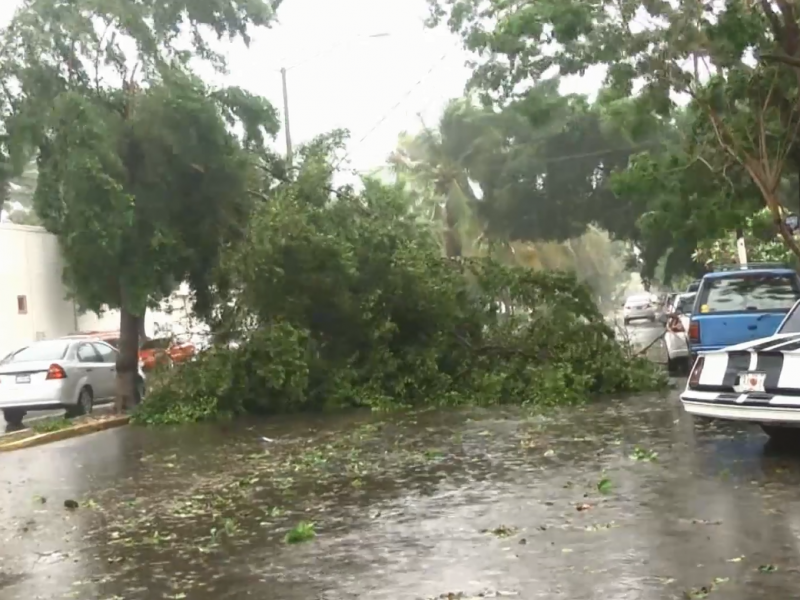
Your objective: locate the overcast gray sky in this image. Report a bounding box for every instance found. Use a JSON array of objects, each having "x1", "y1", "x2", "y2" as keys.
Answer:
[{"x1": 0, "y1": 0, "x2": 605, "y2": 177}]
